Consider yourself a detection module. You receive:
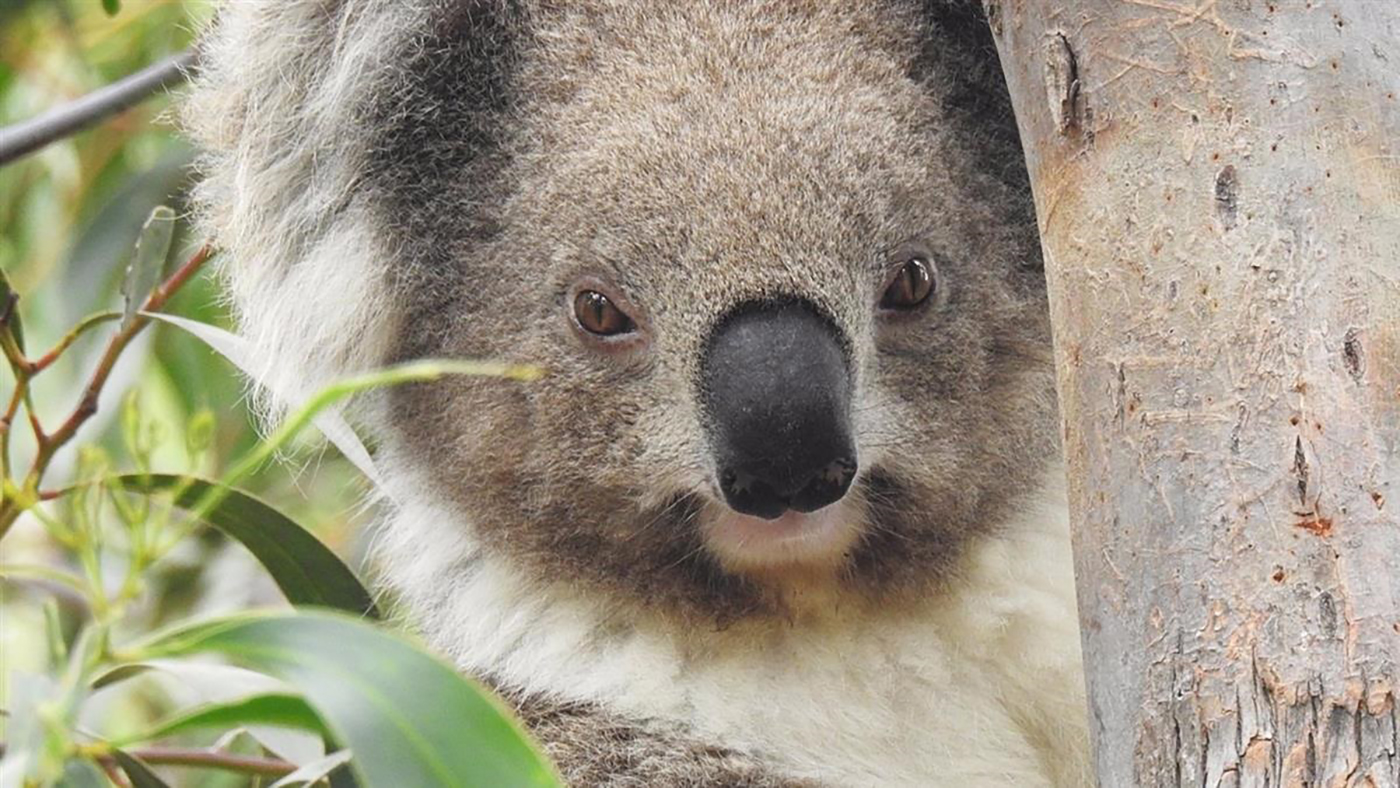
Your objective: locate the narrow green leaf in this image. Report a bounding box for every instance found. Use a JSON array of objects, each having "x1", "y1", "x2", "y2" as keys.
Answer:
[
  {"x1": 140, "y1": 313, "x2": 384, "y2": 484},
  {"x1": 60, "y1": 146, "x2": 192, "y2": 322},
  {"x1": 0, "y1": 265, "x2": 24, "y2": 352},
  {"x1": 91, "y1": 662, "x2": 150, "y2": 689},
  {"x1": 89, "y1": 659, "x2": 322, "y2": 762},
  {"x1": 122, "y1": 206, "x2": 175, "y2": 328},
  {"x1": 110, "y1": 474, "x2": 379, "y2": 617},
  {"x1": 270, "y1": 750, "x2": 353, "y2": 788},
  {"x1": 117, "y1": 693, "x2": 327, "y2": 746},
  {"x1": 59, "y1": 759, "x2": 108, "y2": 788},
  {"x1": 143, "y1": 313, "x2": 546, "y2": 489},
  {"x1": 141, "y1": 610, "x2": 561, "y2": 788},
  {"x1": 111, "y1": 750, "x2": 171, "y2": 788},
  {"x1": 101, "y1": 0, "x2": 122, "y2": 15}
]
